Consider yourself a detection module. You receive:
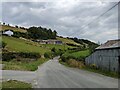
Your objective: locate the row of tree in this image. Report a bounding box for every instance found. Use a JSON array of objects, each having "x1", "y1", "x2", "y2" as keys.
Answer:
[{"x1": 27, "y1": 26, "x2": 57, "y2": 39}]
